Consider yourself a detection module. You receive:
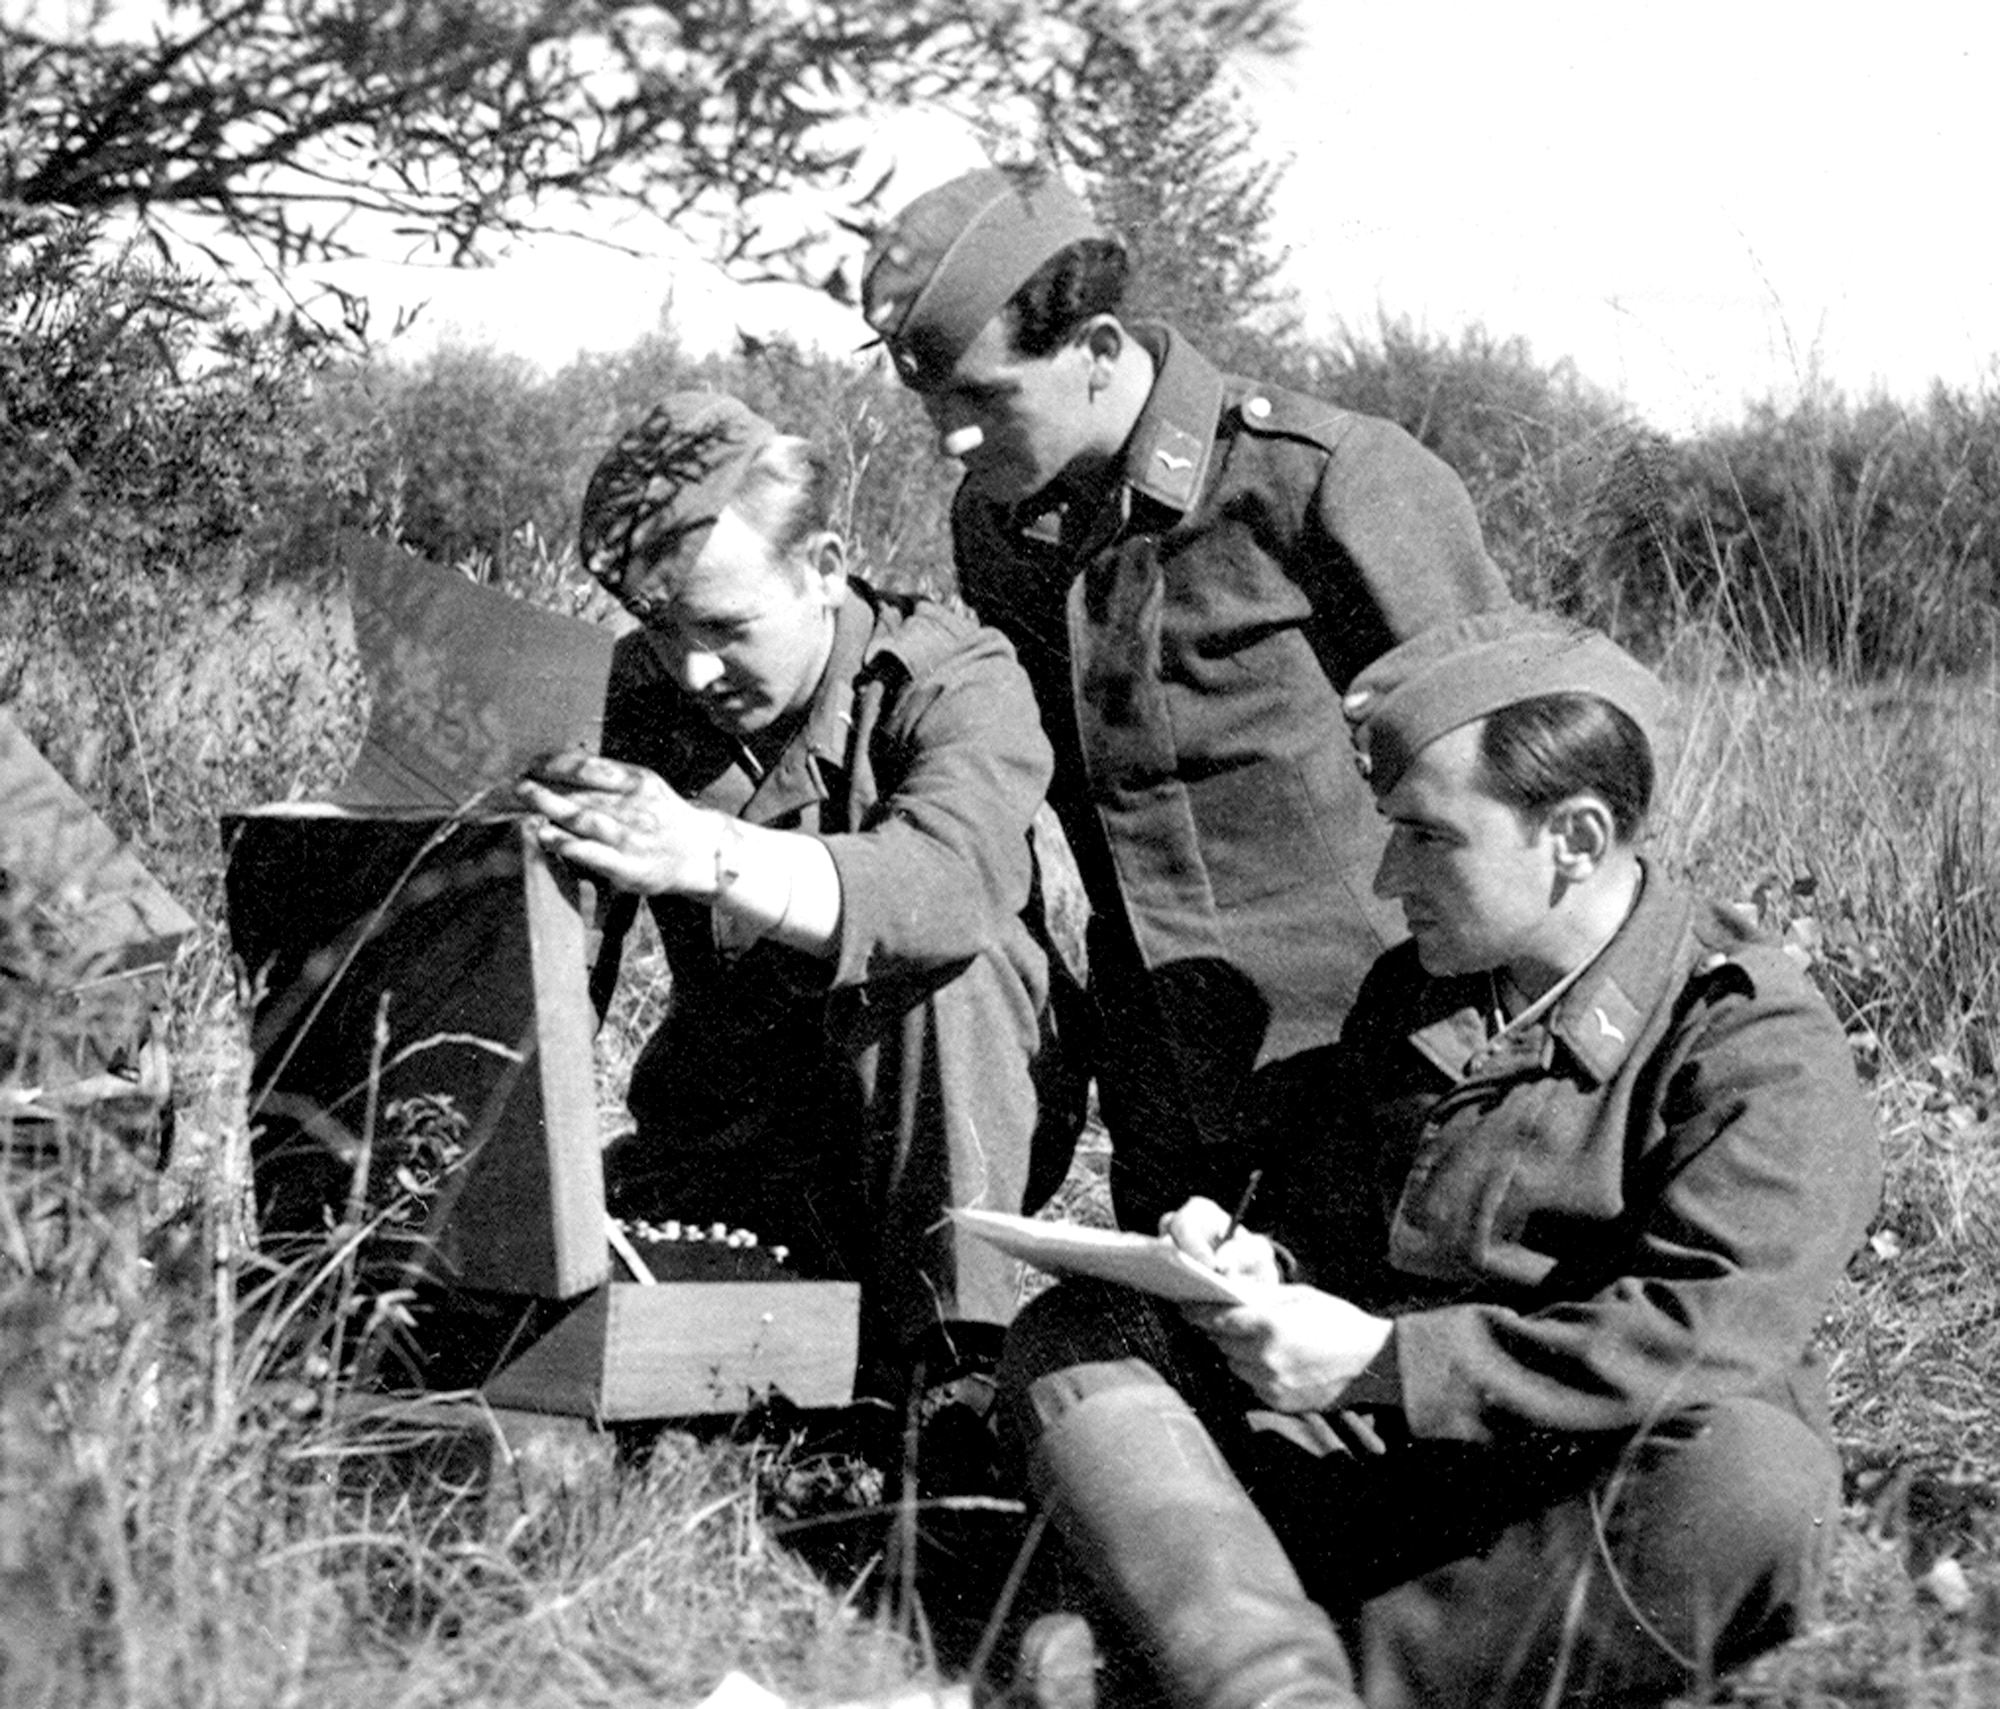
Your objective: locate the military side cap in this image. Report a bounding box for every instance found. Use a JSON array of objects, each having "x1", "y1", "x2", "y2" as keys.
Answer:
[
  {"x1": 1343, "y1": 609, "x2": 1666, "y2": 792},
  {"x1": 577, "y1": 392, "x2": 777, "y2": 608},
  {"x1": 862, "y1": 166, "x2": 1103, "y2": 390}
]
